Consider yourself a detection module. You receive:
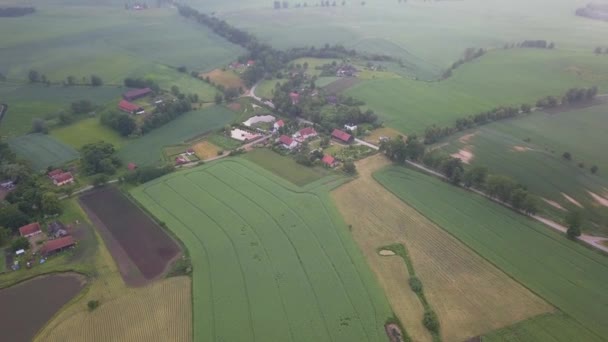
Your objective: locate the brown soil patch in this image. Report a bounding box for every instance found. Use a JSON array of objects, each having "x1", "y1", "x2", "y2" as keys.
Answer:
[
  {"x1": 80, "y1": 187, "x2": 181, "y2": 287},
  {"x1": 542, "y1": 198, "x2": 567, "y2": 211},
  {"x1": 587, "y1": 191, "x2": 608, "y2": 208},
  {"x1": 459, "y1": 132, "x2": 477, "y2": 144},
  {"x1": 228, "y1": 102, "x2": 241, "y2": 111},
  {"x1": 0, "y1": 273, "x2": 86, "y2": 342},
  {"x1": 512, "y1": 145, "x2": 533, "y2": 152},
  {"x1": 331, "y1": 155, "x2": 551, "y2": 341},
  {"x1": 192, "y1": 141, "x2": 222, "y2": 160},
  {"x1": 200, "y1": 69, "x2": 245, "y2": 89},
  {"x1": 451, "y1": 147, "x2": 474, "y2": 164},
  {"x1": 561, "y1": 193, "x2": 583, "y2": 208},
  {"x1": 378, "y1": 249, "x2": 396, "y2": 256}
]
